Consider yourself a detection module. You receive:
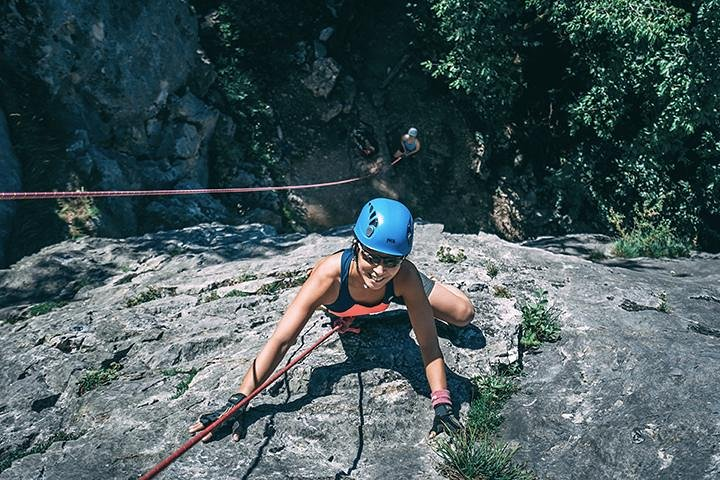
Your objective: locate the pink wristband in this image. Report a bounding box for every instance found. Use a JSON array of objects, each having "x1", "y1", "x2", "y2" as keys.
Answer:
[{"x1": 431, "y1": 389, "x2": 452, "y2": 408}]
